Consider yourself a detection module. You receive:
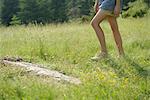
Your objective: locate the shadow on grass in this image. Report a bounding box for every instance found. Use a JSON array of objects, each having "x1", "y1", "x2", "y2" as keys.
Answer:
[
  {"x1": 103, "y1": 55, "x2": 148, "y2": 78},
  {"x1": 123, "y1": 55, "x2": 149, "y2": 77}
]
